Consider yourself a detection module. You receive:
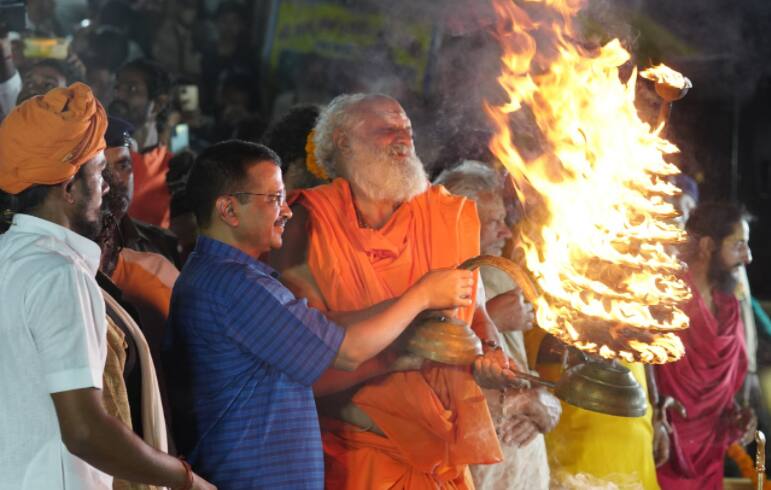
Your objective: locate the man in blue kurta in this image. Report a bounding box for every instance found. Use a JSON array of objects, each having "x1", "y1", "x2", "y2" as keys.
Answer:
[{"x1": 164, "y1": 140, "x2": 475, "y2": 489}]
